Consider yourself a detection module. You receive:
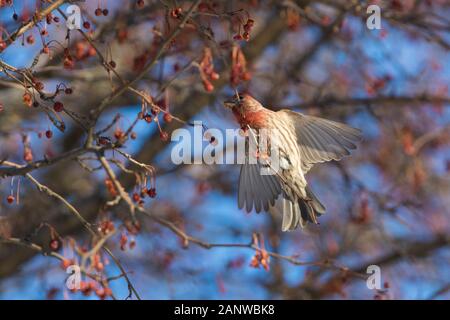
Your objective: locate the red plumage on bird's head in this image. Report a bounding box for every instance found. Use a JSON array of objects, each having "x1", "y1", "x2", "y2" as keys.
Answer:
[{"x1": 223, "y1": 94, "x2": 270, "y2": 130}]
